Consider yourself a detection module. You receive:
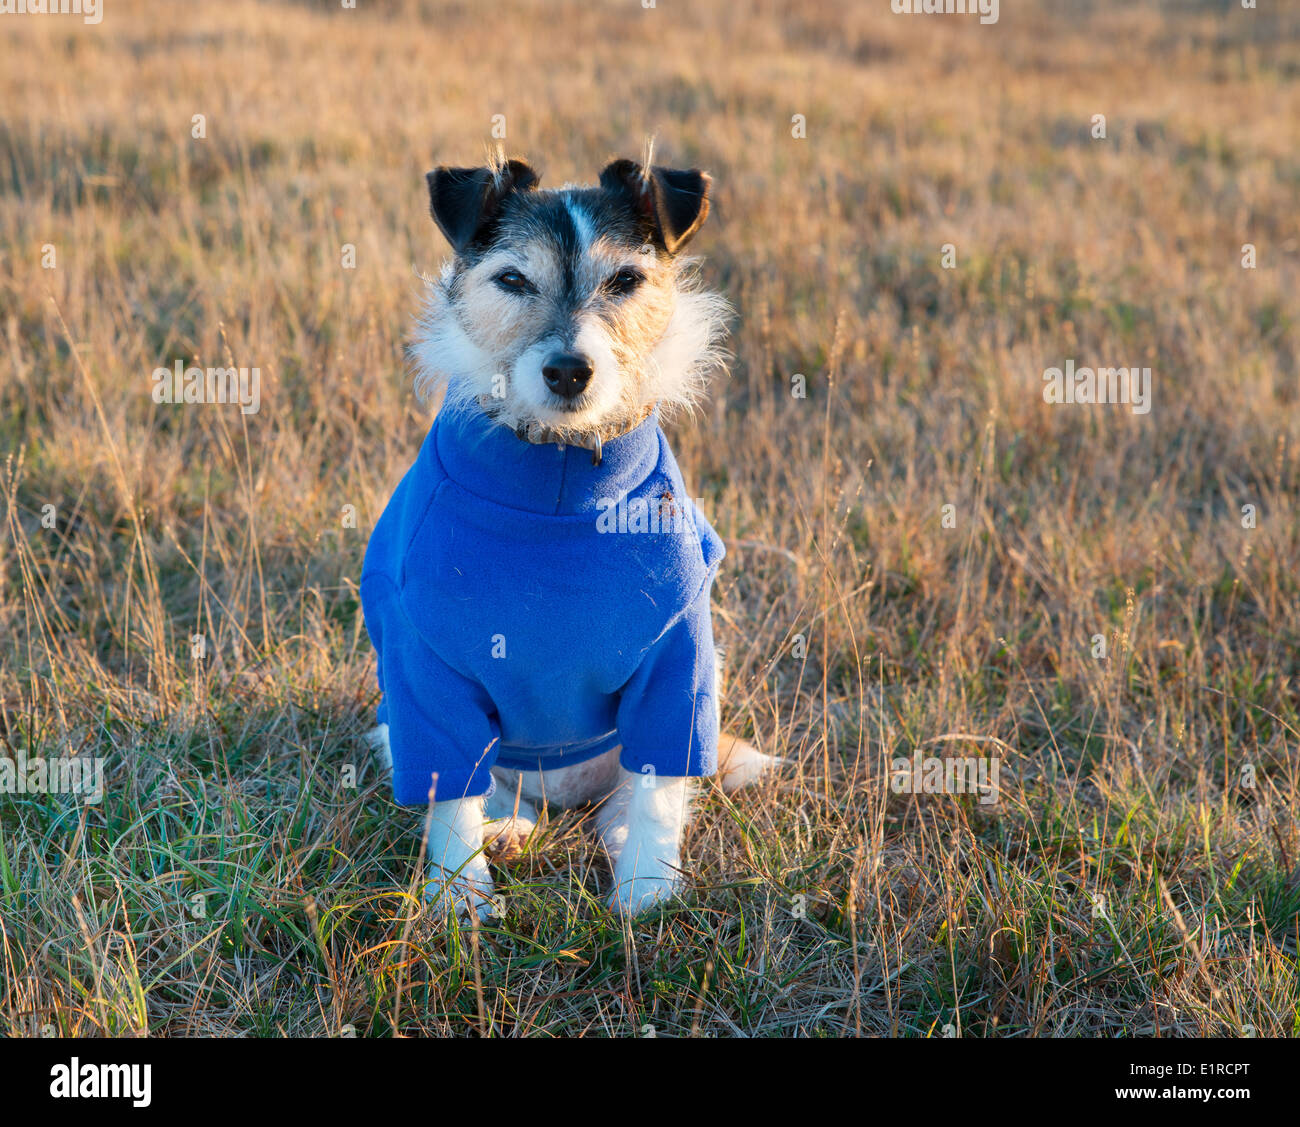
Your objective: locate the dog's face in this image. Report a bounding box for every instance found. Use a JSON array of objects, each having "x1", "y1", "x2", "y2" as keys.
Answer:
[{"x1": 414, "y1": 158, "x2": 728, "y2": 443}]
